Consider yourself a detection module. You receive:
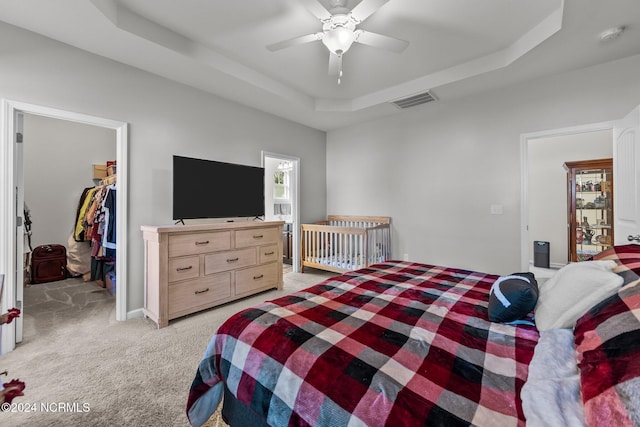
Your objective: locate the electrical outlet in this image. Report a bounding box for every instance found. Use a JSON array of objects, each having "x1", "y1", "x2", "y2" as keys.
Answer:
[{"x1": 403, "y1": 253, "x2": 409, "y2": 261}]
